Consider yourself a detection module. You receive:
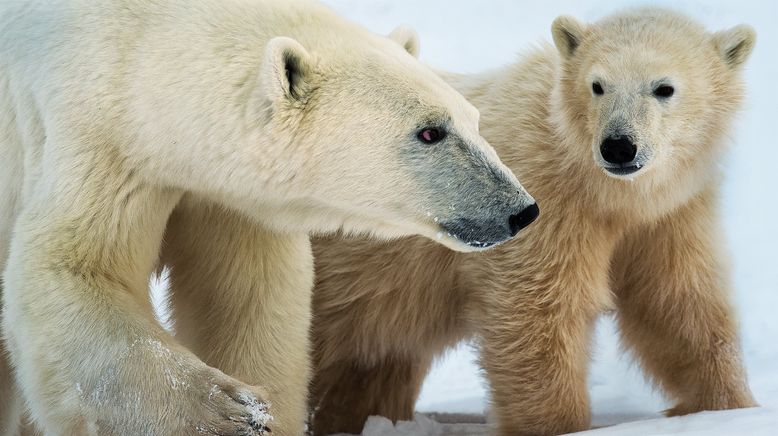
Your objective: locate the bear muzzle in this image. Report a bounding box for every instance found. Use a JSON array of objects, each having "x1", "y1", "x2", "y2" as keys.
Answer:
[
  {"x1": 441, "y1": 201, "x2": 540, "y2": 250},
  {"x1": 598, "y1": 134, "x2": 650, "y2": 177}
]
